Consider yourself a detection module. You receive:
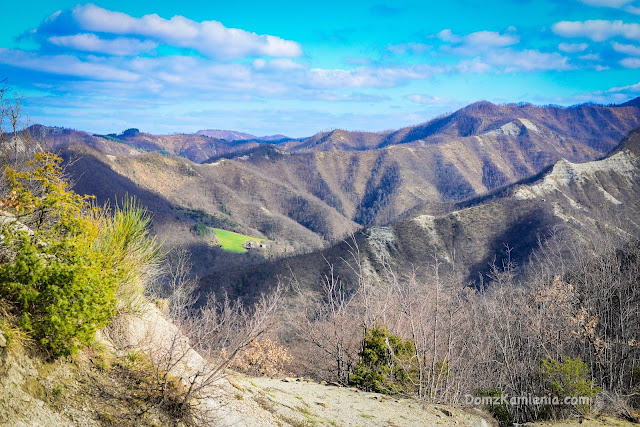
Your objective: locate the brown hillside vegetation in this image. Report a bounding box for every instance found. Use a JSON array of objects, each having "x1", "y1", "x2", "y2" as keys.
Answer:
[
  {"x1": 204, "y1": 127, "x2": 640, "y2": 299},
  {"x1": 39, "y1": 99, "x2": 640, "y2": 237},
  {"x1": 28, "y1": 99, "x2": 640, "y2": 298},
  {"x1": 29, "y1": 125, "x2": 261, "y2": 163},
  {"x1": 286, "y1": 100, "x2": 640, "y2": 152},
  {"x1": 59, "y1": 145, "x2": 359, "y2": 277}
]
